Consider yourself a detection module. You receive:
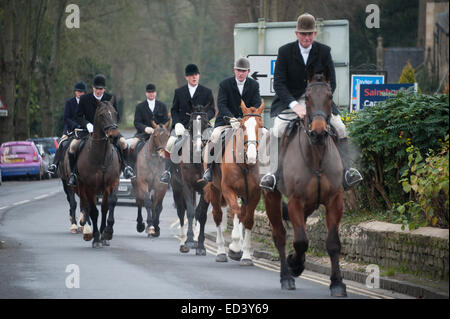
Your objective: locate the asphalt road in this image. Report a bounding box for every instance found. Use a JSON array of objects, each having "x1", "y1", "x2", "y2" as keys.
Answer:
[{"x1": 0, "y1": 178, "x2": 409, "y2": 300}]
